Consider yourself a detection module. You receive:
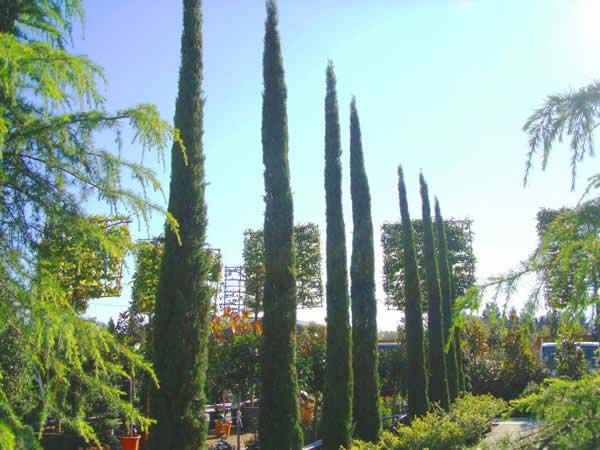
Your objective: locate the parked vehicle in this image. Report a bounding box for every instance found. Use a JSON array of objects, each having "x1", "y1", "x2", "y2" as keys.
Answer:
[{"x1": 540, "y1": 341, "x2": 600, "y2": 375}]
